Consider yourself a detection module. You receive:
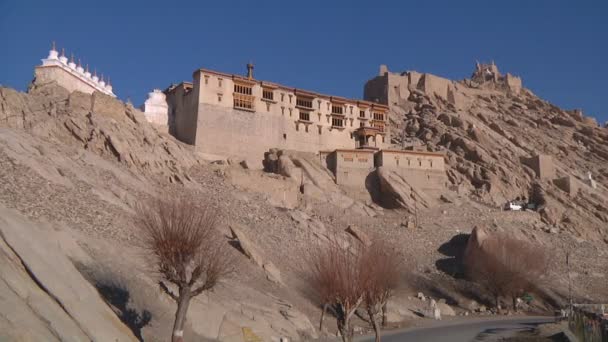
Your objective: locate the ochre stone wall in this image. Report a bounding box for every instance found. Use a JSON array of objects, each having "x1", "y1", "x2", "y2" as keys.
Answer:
[
  {"x1": 363, "y1": 67, "x2": 455, "y2": 107},
  {"x1": 505, "y1": 73, "x2": 522, "y2": 94},
  {"x1": 363, "y1": 74, "x2": 388, "y2": 104},
  {"x1": 553, "y1": 176, "x2": 579, "y2": 195},
  {"x1": 375, "y1": 150, "x2": 446, "y2": 192},
  {"x1": 330, "y1": 150, "x2": 375, "y2": 188},
  {"x1": 166, "y1": 83, "x2": 199, "y2": 145},
  {"x1": 522, "y1": 155, "x2": 555, "y2": 180},
  {"x1": 386, "y1": 73, "x2": 411, "y2": 106},
  {"x1": 193, "y1": 103, "x2": 358, "y2": 167},
  {"x1": 419, "y1": 73, "x2": 451, "y2": 100}
]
